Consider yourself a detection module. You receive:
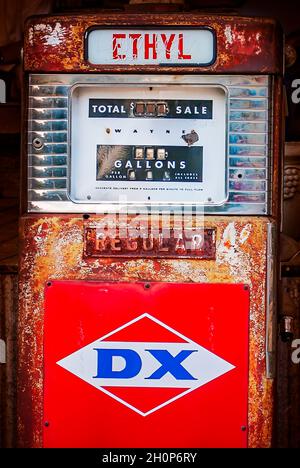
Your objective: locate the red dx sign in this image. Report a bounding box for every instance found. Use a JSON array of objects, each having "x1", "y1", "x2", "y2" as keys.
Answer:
[{"x1": 44, "y1": 281, "x2": 249, "y2": 447}]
